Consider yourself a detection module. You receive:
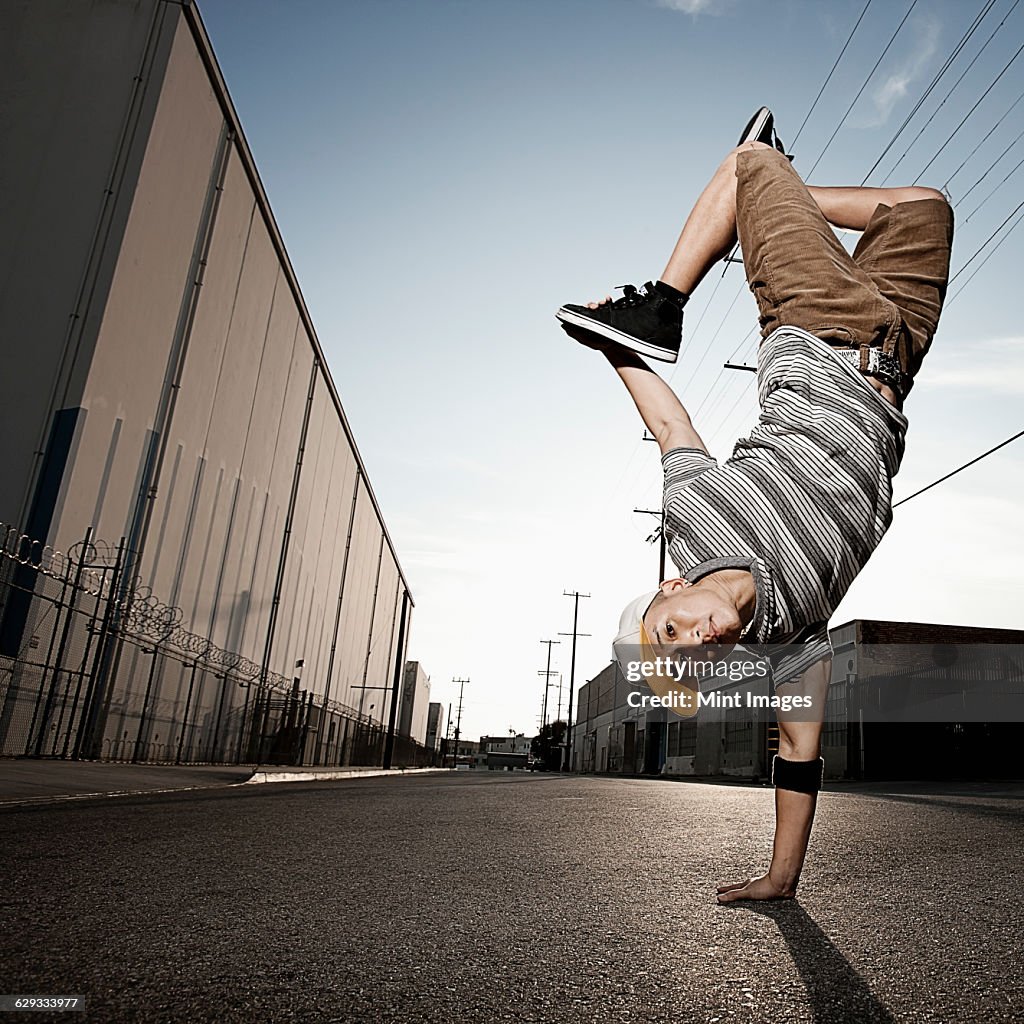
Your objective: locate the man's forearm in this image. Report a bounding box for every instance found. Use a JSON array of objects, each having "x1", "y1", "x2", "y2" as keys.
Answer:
[
  {"x1": 768, "y1": 788, "x2": 817, "y2": 895},
  {"x1": 603, "y1": 347, "x2": 706, "y2": 453},
  {"x1": 769, "y1": 660, "x2": 830, "y2": 894}
]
